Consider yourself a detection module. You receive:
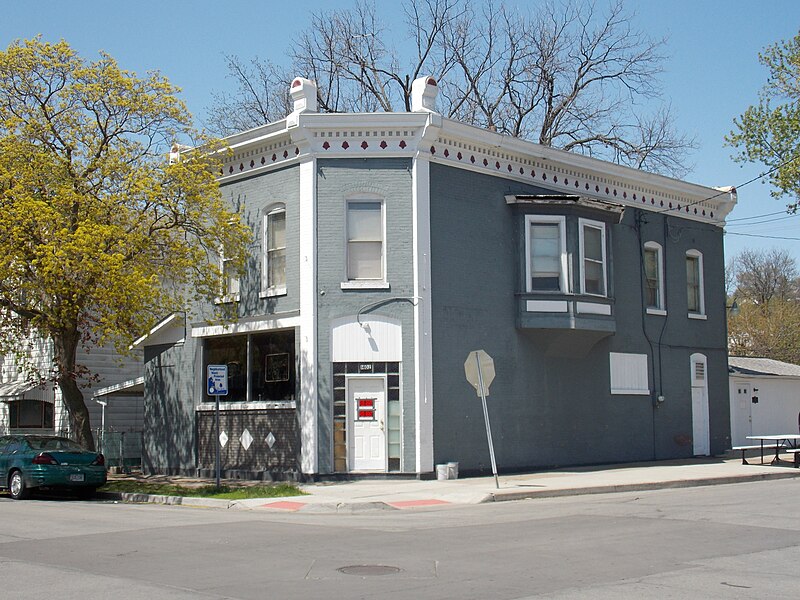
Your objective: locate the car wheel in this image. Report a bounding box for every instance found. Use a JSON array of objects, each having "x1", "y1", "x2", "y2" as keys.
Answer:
[{"x1": 9, "y1": 470, "x2": 29, "y2": 500}]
